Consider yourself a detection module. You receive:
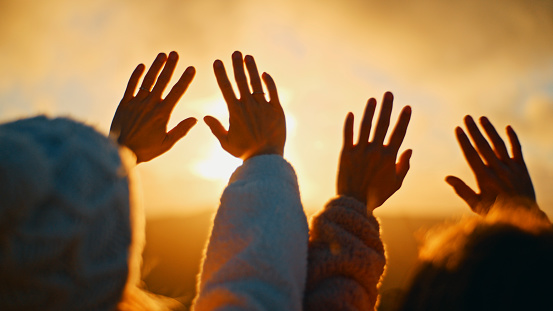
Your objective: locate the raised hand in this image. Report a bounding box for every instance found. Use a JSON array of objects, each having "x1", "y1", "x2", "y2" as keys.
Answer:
[
  {"x1": 446, "y1": 116, "x2": 536, "y2": 215},
  {"x1": 337, "y1": 92, "x2": 412, "y2": 212},
  {"x1": 110, "y1": 51, "x2": 197, "y2": 163},
  {"x1": 204, "y1": 51, "x2": 286, "y2": 161}
]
